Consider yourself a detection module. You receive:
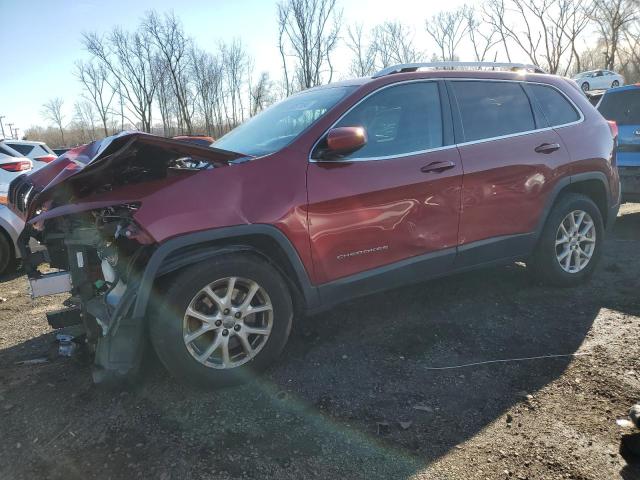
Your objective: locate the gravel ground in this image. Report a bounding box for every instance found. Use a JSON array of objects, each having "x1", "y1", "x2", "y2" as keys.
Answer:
[{"x1": 1, "y1": 204, "x2": 639, "y2": 480}]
